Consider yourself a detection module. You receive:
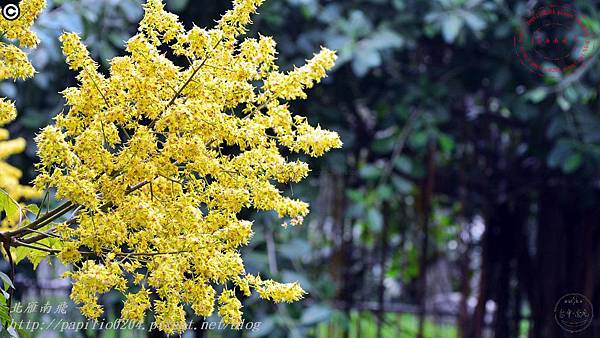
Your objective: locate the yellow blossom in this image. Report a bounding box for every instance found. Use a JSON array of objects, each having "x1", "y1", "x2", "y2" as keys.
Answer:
[
  {"x1": 0, "y1": 0, "x2": 45, "y2": 219},
  {"x1": 182, "y1": 279, "x2": 216, "y2": 317},
  {"x1": 122, "y1": 288, "x2": 151, "y2": 322},
  {"x1": 253, "y1": 278, "x2": 306, "y2": 303},
  {"x1": 25, "y1": 0, "x2": 341, "y2": 333},
  {"x1": 66, "y1": 261, "x2": 127, "y2": 318},
  {"x1": 58, "y1": 241, "x2": 82, "y2": 264},
  {"x1": 218, "y1": 289, "x2": 243, "y2": 326},
  {"x1": 0, "y1": 0, "x2": 46, "y2": 48},
  {"x1": 154, "y1": 298, "x2": 187, "y2": 334}
]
